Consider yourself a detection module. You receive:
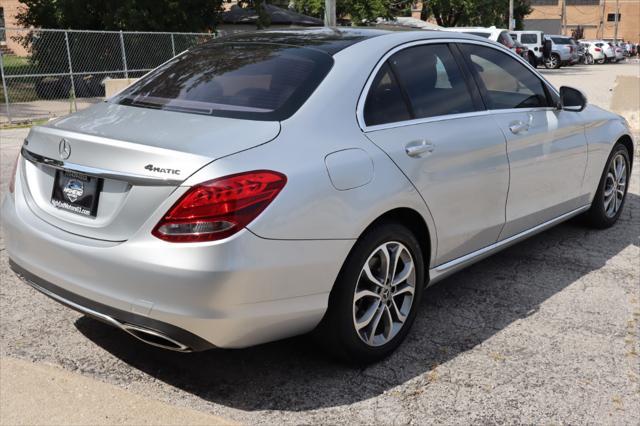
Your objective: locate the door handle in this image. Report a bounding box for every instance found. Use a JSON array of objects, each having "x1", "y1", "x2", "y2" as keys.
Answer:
[
  {"x1": 405, "y1": 140, "x2": 434, "y2": 158},
  {"x1": 509, "y1": 114, "x2": 533, "y2": 134},
  {"x1": 509, "y1": 121, "x2": 529, "y2": 134}
]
